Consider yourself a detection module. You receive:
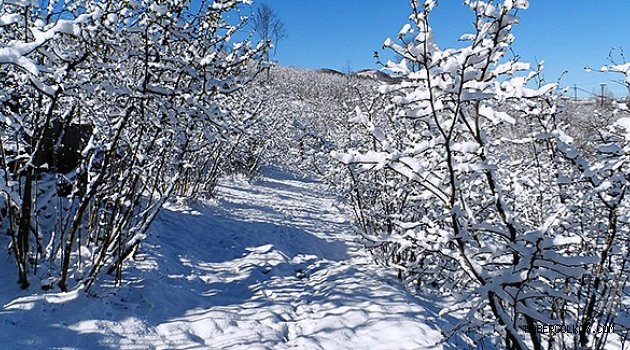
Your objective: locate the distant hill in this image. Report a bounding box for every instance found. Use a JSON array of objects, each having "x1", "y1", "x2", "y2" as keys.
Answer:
[
  {"x1": 315, "y1": 68, "x2": 345, "y2": 76},
  {"x1": 350, "y1": 69, "x2": 401, "y2": 83},
  {"x1": 278, "y1": 66, "x2": 401, "y2": 84}
]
